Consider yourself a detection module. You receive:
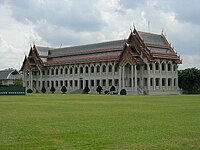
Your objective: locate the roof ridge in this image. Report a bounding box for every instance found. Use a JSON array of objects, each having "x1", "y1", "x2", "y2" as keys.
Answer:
[
  {"x1": 138, "y1": 31, "x2": 161, "y2": 36},
  {"x1": 49, "y1": 39, "x2": 127, "y2": 51}
]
